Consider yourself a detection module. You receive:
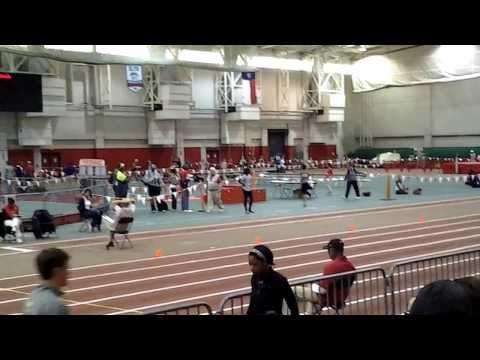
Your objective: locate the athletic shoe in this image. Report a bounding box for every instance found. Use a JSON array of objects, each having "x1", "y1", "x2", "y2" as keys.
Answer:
[
  {"x1": 355, "y1": 196, "x2": 361, "y2": 199},
  {"x1": 245, "y1": 210, "x2": 249, "y2": 214},
  {"x1": 343, "y1": 196, "x2": 348, "y2": 200},
  {"x1": 16, "y1": 238, "x2": 23, "y2": 244},
  {"x1": 184, "y1": 210, "x2": 193, "y2": 213},
  {"x1": 249, "y1": 210, "x2": 255, "y2": 214}
]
